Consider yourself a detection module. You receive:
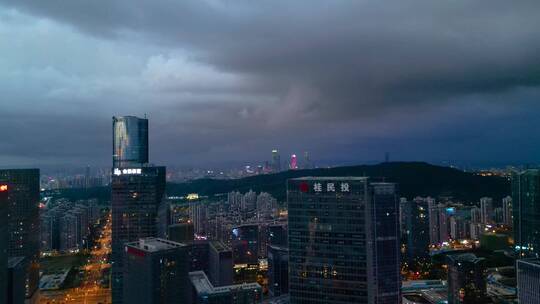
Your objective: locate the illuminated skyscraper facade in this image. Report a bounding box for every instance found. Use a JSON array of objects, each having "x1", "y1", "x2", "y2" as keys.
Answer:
[
  {"x1": 287, "y1": 177, "x2": 401, "y2": 304},
  {"x1": 113, "y1": 116, "x2": 149, "y2": 168},
  {"x1": 290, "y1": 154, "x2": 298, "y2": 170},
  {"x1": 111, "y1": 115, "x2": 167, "y2": 304}
]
